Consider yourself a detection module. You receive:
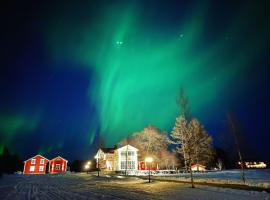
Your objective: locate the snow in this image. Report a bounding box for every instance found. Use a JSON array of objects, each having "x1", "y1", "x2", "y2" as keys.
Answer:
[
  {"x1": 151, "y1": 169, "x2": 270, "y2": 188},
  {"x1": 0, "y1": 173, "x2": 269, "y2": 200}
]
